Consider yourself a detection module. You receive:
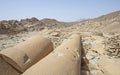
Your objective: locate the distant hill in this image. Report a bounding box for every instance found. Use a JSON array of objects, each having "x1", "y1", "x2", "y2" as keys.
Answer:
[
  {"x1": 0, "y1": 10, "x2": 120, "y2": 34},
  {"x1": 94, "y1": 10, "x2": 120, "y2": 32},
  {"x1": 0, "y1": 17, "x2": 68, "y2": 34},
  {"x1": 73, "y1": 10, "x2": 120, "y2": 32}
]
